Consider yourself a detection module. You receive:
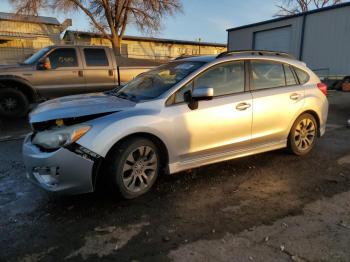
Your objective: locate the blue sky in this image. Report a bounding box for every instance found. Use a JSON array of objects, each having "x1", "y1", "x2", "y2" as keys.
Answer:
[{"x1": 1, "y1": 0, "x2": 280, "y2": 43}]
